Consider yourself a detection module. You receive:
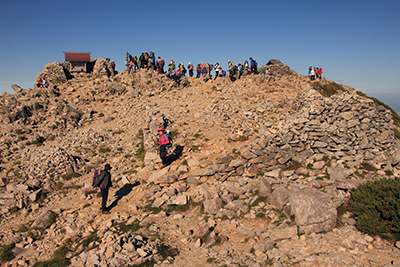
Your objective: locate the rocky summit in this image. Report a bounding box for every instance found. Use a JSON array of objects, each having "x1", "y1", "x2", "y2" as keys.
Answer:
[{"x1": 1, "y1": 58, "x2": 400, "y2": 267}]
